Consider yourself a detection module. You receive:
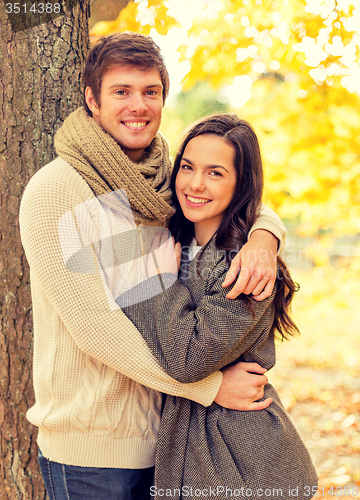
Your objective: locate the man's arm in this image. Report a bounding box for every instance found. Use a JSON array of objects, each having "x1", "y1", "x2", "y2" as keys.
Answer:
[
  {"x1": 223, "y1": 204, "x2": 286, "y2": 300},
  {"x1": 19, "y1": 163, "x2": 265, "y2": 410}
]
